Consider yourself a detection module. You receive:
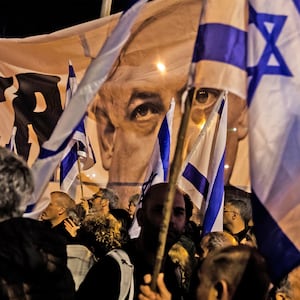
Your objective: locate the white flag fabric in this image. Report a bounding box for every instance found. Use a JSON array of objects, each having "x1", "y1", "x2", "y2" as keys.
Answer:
[
  {"x1": 141, "y1": 98, "x2": 175, "y2": 191},
  {"x1": 177, "y1": 92, "x2": 227, "y2": 235},
  {"x1": 248, "y1": 0, "x2": 300, "y2": 282},
  {"x1": 60, "y1": 61, "x2": 96, "y2": 198},
  {"x1": 175, "y1": 0, "x2": 247, "y2": 235},
  {"x1": 192, "y1": 0, "x2": 248, "y2": 100},
  {"x1": 23, "y1": 0, "x2": 148, "y2": 218},
  {"x1": 129, "y1": 99, "x2": 175, "y2": 238}
]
